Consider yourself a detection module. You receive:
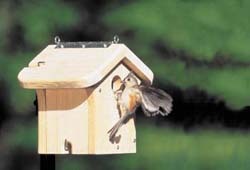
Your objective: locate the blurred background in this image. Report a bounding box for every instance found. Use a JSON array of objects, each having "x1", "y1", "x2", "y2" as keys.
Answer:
[{"x1": 1, "y1": 0, "x2": 250, "y2": 169}]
